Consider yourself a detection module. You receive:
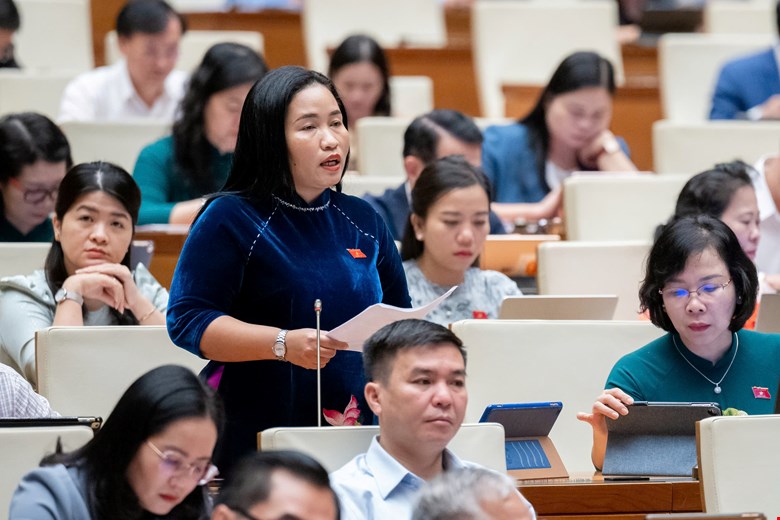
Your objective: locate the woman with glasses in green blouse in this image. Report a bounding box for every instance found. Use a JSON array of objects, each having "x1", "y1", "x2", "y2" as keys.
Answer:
[
  {"x1": 577, "y1": 215, "x2": 780, "y2": 470},
  {"x1": 0, "y1": 112, "x2": 72, "y2": 242}
]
